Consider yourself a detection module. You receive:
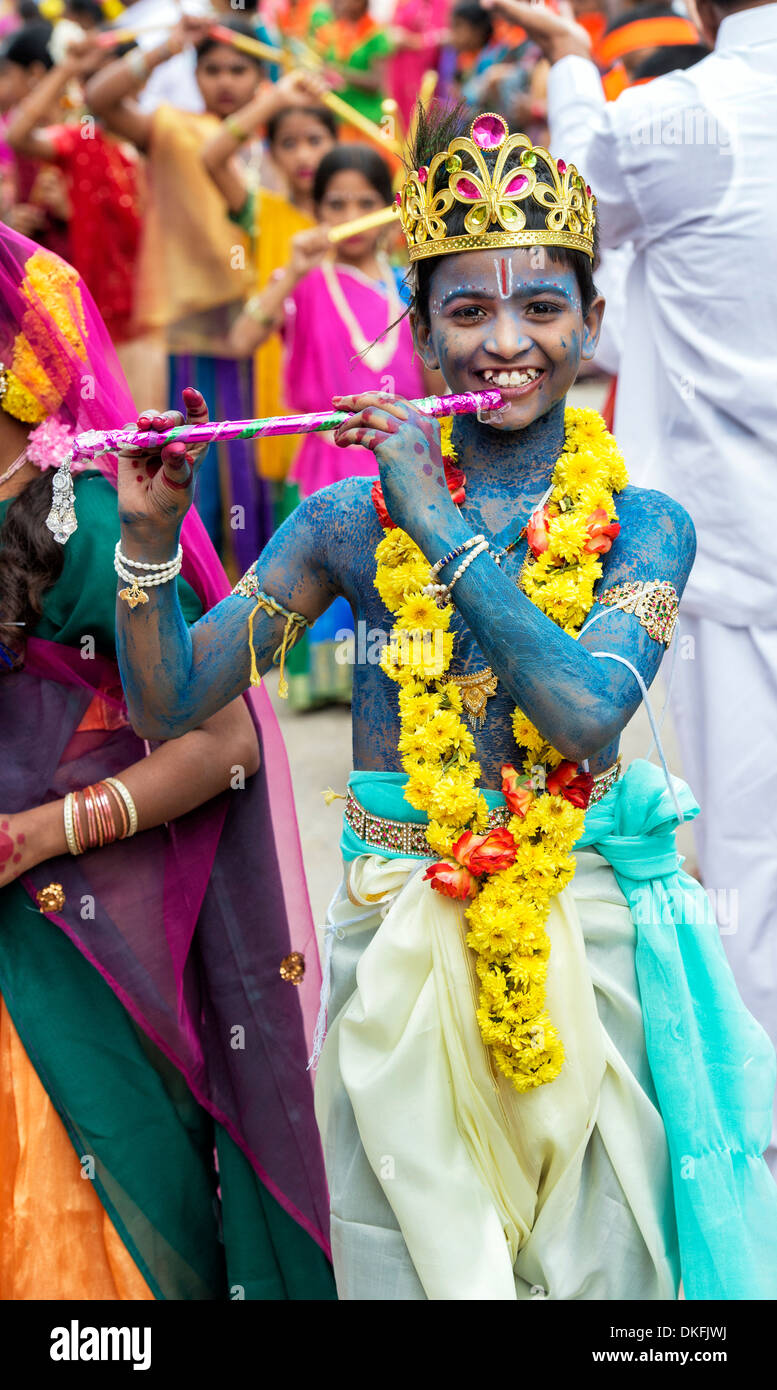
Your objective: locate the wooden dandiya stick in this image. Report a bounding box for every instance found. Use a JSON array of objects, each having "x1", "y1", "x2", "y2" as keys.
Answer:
[
  {"x1": 209, "y1": 24, "x2": 403, "y2": 156},
  {"x1": 327, "y1": 204, "x2": 398, "y2": 243},
  {"x1": 71, "y1": 391, "x2": 504, "y2": 462}
]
